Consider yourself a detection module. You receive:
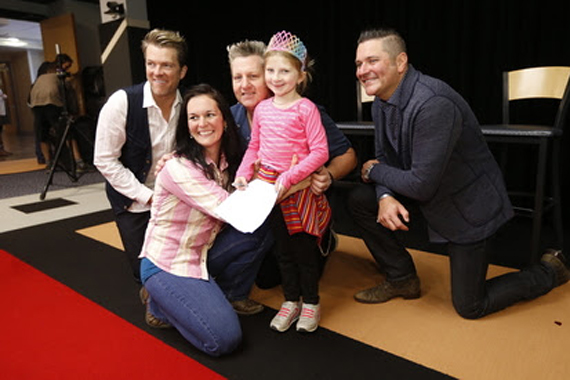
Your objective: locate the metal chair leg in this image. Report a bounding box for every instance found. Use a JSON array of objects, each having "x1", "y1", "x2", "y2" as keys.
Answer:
[
  {"x1": 530, "y1": 139, "x2": 548, "y2": 263},
  {"x1": 551, "y1": 140, "x2": 564, "y2": 249}
]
